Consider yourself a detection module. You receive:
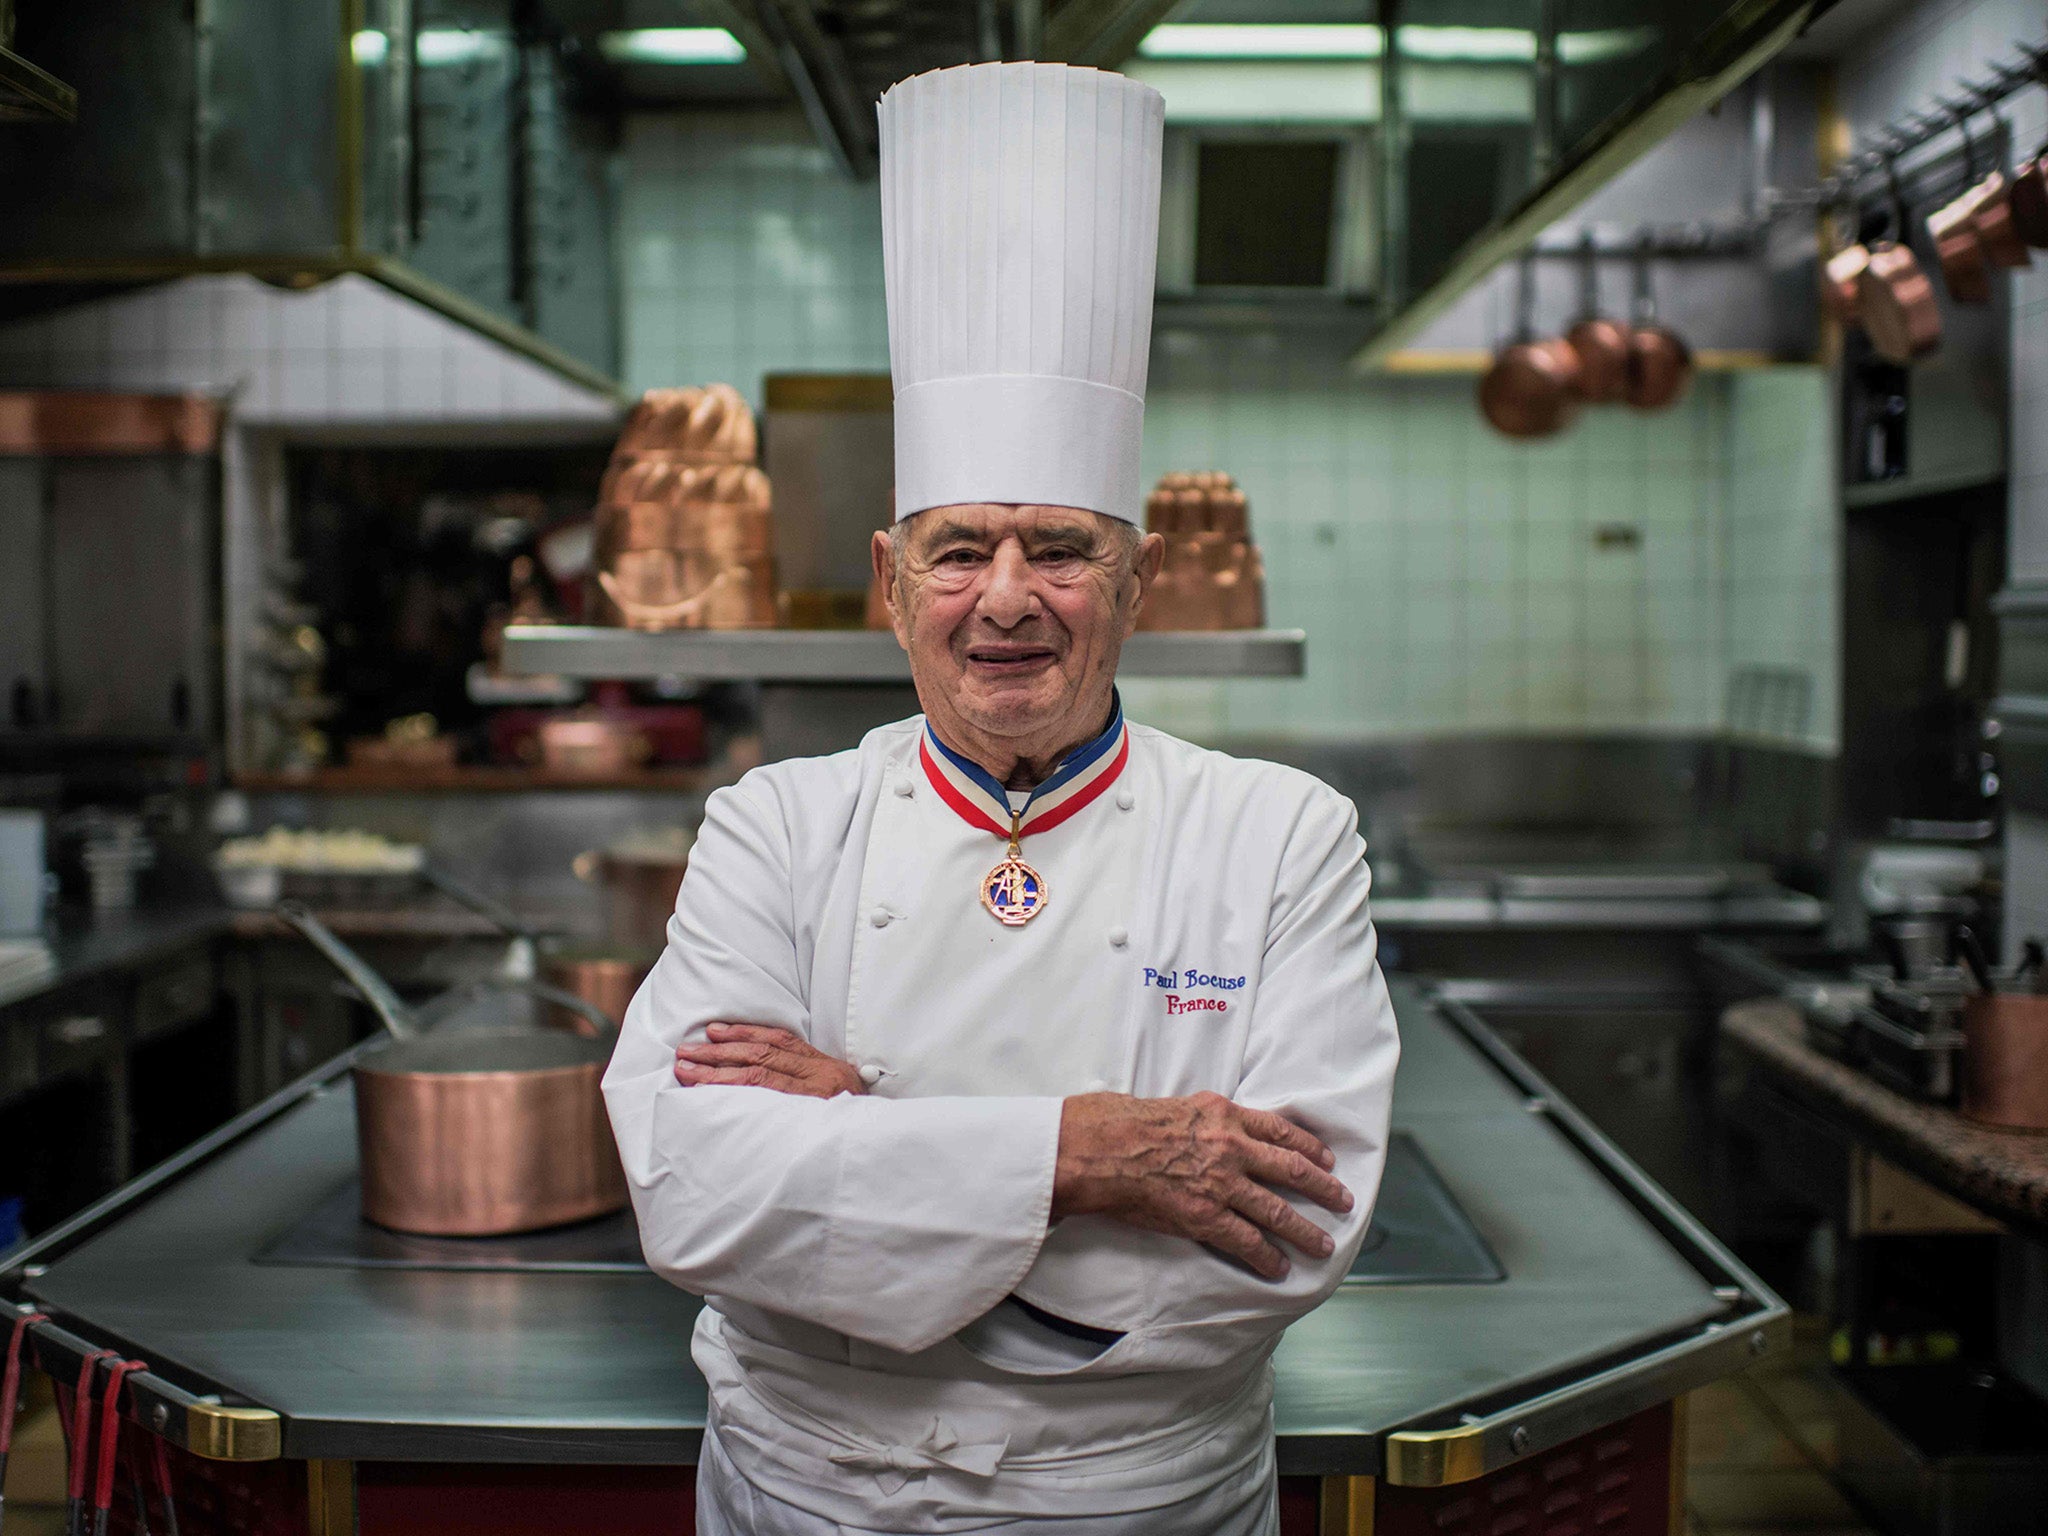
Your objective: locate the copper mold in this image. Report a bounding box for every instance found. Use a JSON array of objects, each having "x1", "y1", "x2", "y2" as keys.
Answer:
[
  {"x1": 1138, "y1": 472, "x2": 1266, "y2": 631},
  {"x1": 592, "y1": 386, "x2": 779, "y2": 630}
]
